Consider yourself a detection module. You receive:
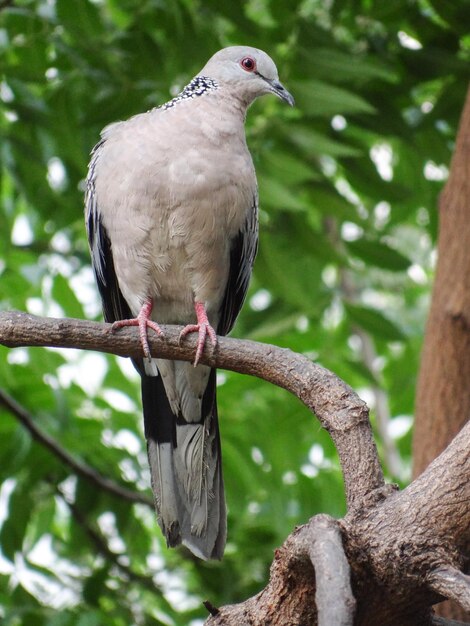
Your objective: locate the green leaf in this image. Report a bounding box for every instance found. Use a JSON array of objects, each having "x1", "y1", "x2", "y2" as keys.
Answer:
[
  {"x1": 346, "y1": 239, "x2": 411, "y2": 271},
  {"x1": 83, "y1": 569, "x2": 109, "y2": 607},
  {"x1": 0, "y1": 480, "x2": 35, "y2": 560},
  {"x1": 299, "y1": 47, "x2": 398, "y2": 85},
  {"x1": 291, "y1": 79, "x2": 376, "y2": 117},
  {"x1": 345, "y1": 303, "x2": 406, "y2": 342},
  {"x1": 56, "y1": 0, "x2": 103, "y2": 40},
  {"x1": 258, "y1": 174, "x2": 309, "y2": 212},
  {"x1": 262, "y1": 149, "x2": 320, "y2": 185},
  {"x1": 309, "y1": 185, "x2": 359, "y2": 220},
  {"x1": 258, "y1": 226, "x2": 326, "y2": 314},
  {"x1": 51, "y1": 273, "x2": 85, "y2": 318},
  {"x1": 287, "y1": 125, "x2": 363, "y2": 157}
]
